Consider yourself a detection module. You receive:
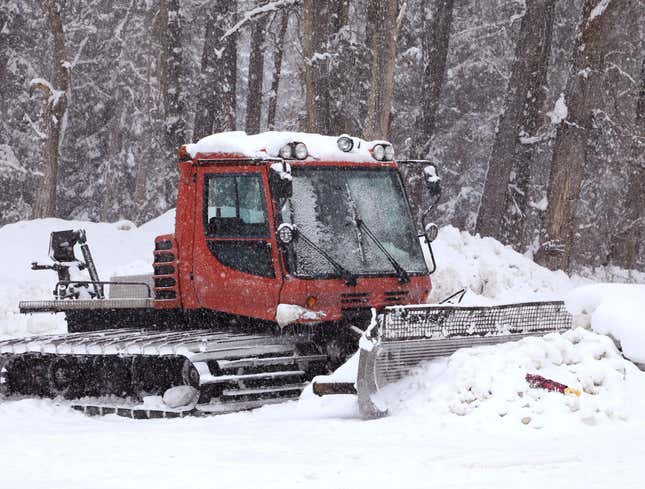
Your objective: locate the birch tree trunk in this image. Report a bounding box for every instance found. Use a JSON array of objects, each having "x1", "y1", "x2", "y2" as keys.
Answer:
[
  {"x1": 476, "y1": 0, "x2": 556, "y2": 248},
  {"x1": 364, "y1": 0, "x2": 400, "y2": 141},
  {"x1": 193, "y1": 1, "x2": 237, "y2": 140},
  {"x1": 32, "y1": 0, "x2": 70, "y2": 218},
  {"x1": 416, "y1": 0, "x2": 455, "y2": 157},
  {"x1": 537, "y1": 0, "x2": 625, "y2": 270}
]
